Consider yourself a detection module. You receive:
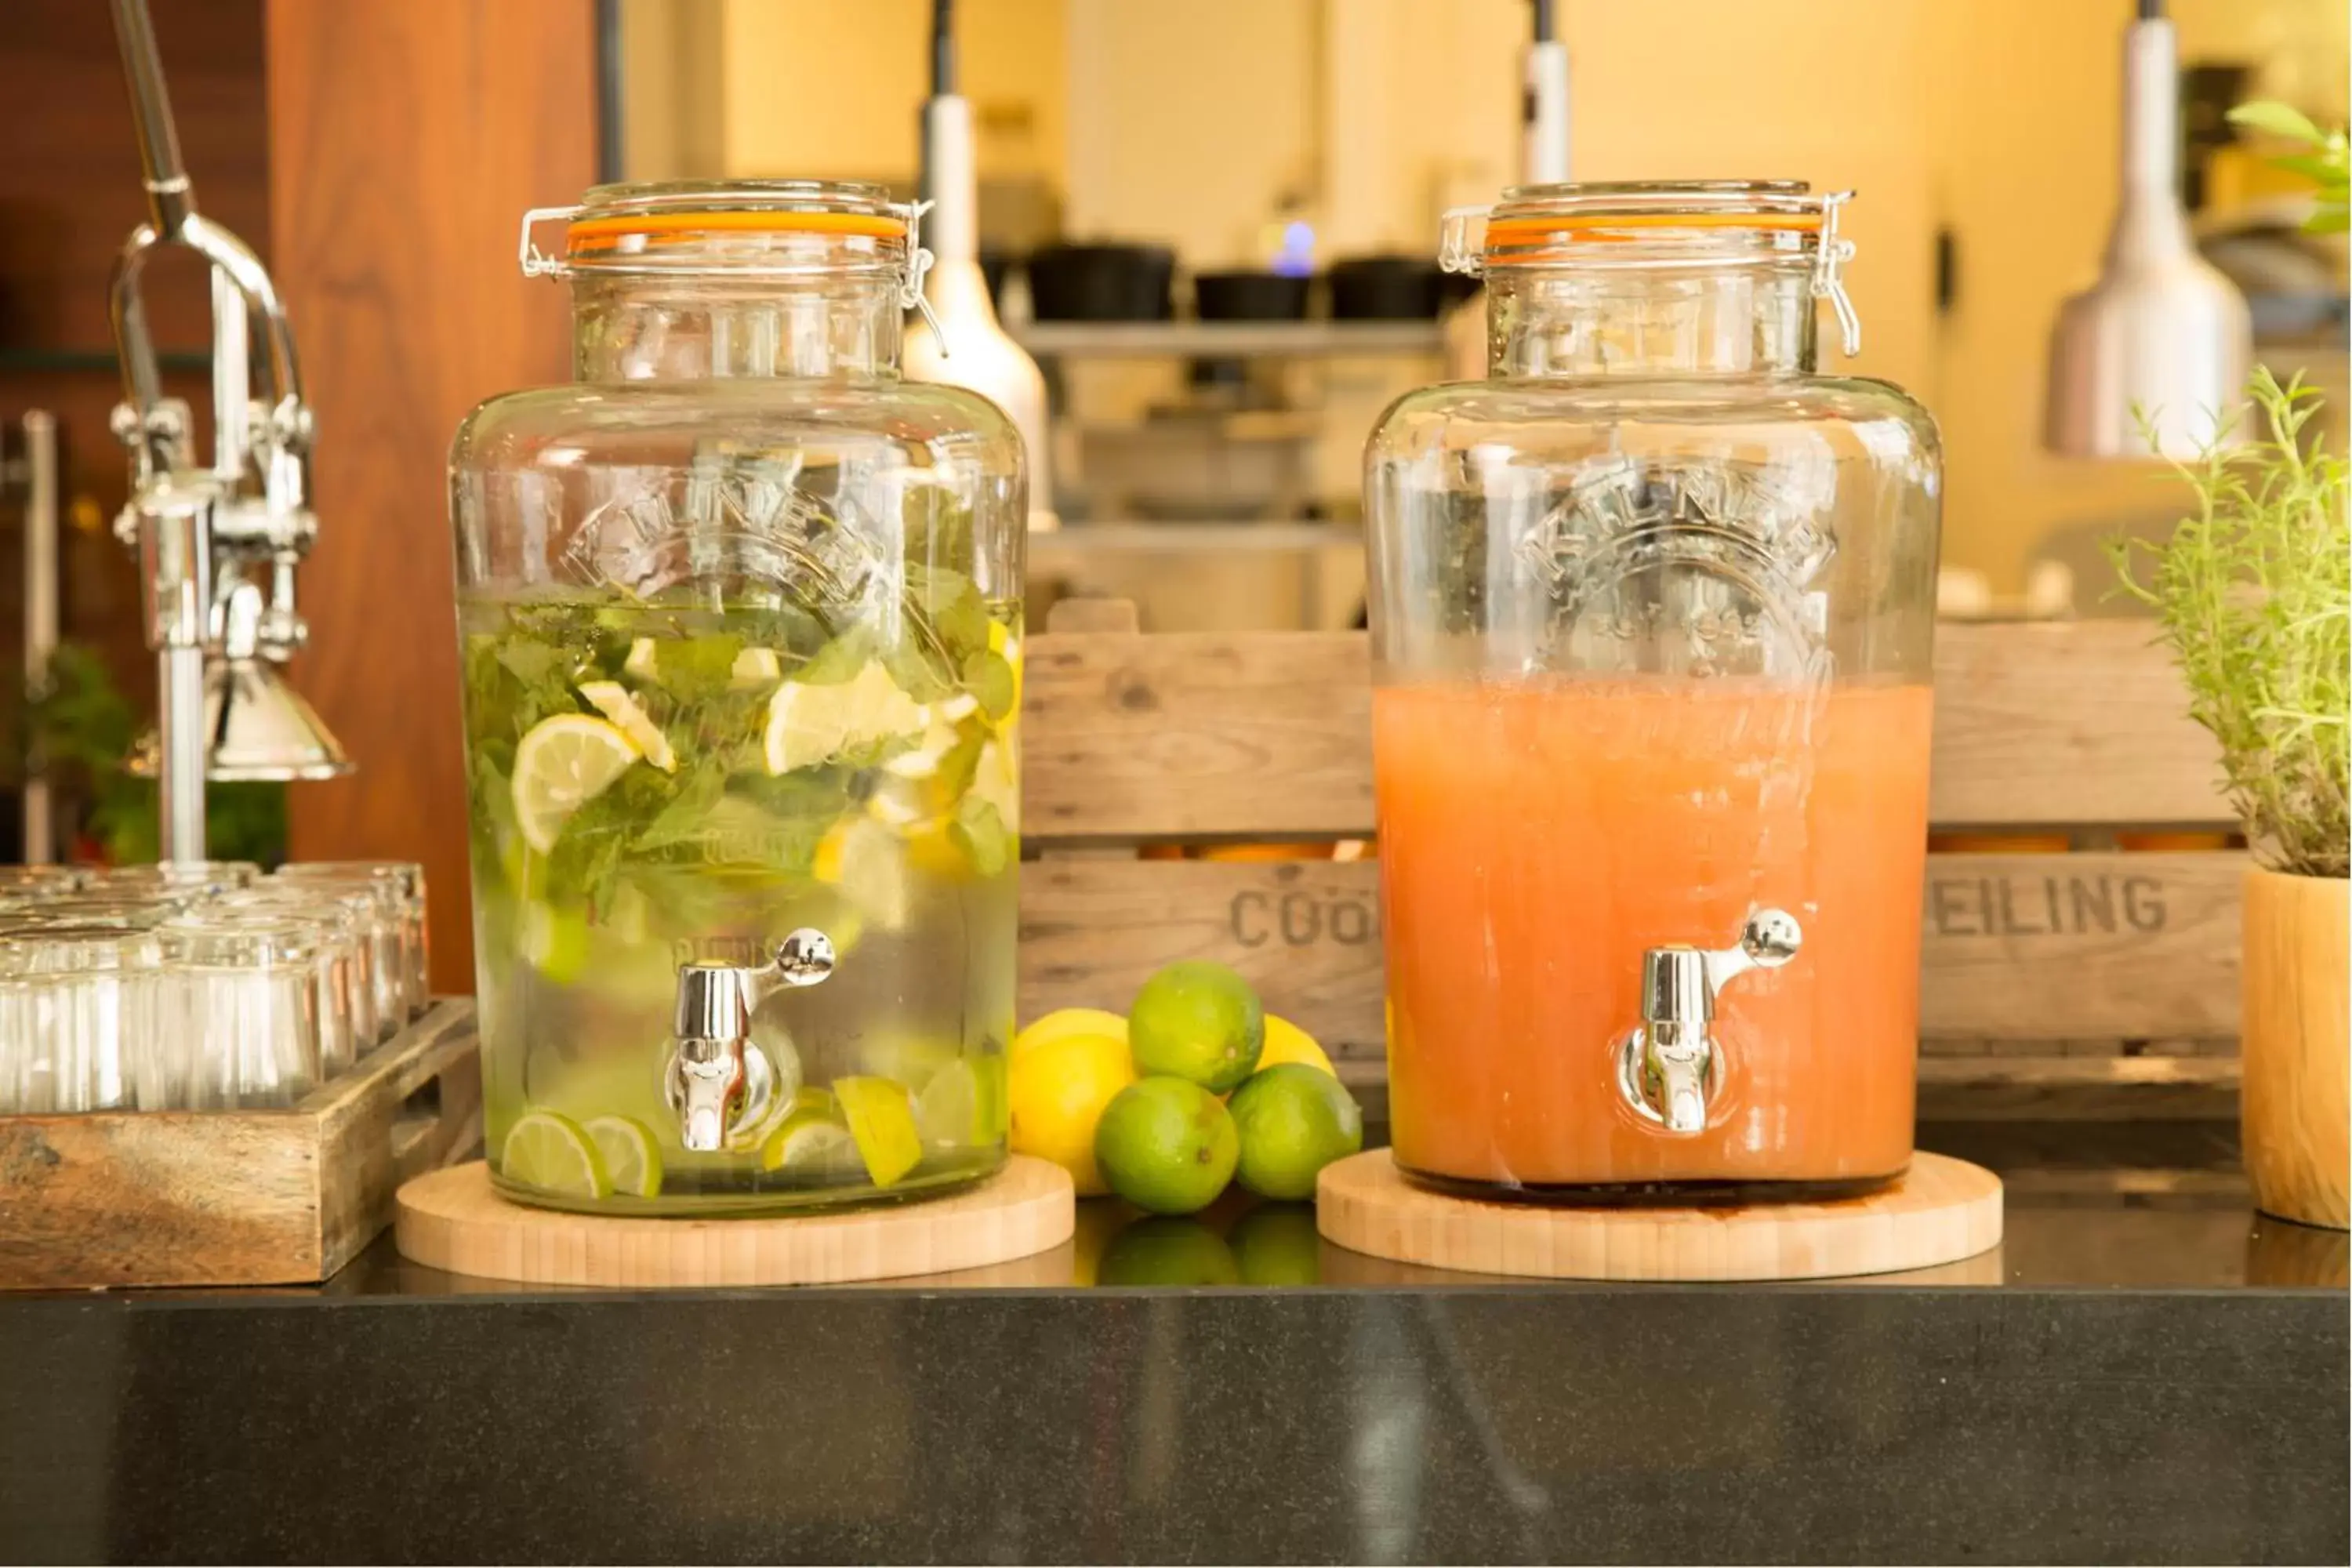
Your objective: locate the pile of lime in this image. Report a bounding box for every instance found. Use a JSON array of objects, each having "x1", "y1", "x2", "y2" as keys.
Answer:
[{"x1": 1007, "y1": 960, "x2": 1363, "y2": 1214}]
